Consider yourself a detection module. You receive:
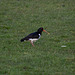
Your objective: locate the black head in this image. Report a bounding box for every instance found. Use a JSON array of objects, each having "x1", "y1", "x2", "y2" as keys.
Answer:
[
  {"x1": 37, "y1": 27, "x2": 43, "y2": 33},
  {"x1": 37, "y1": 27, "x2": 49, "y2": 34}
]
